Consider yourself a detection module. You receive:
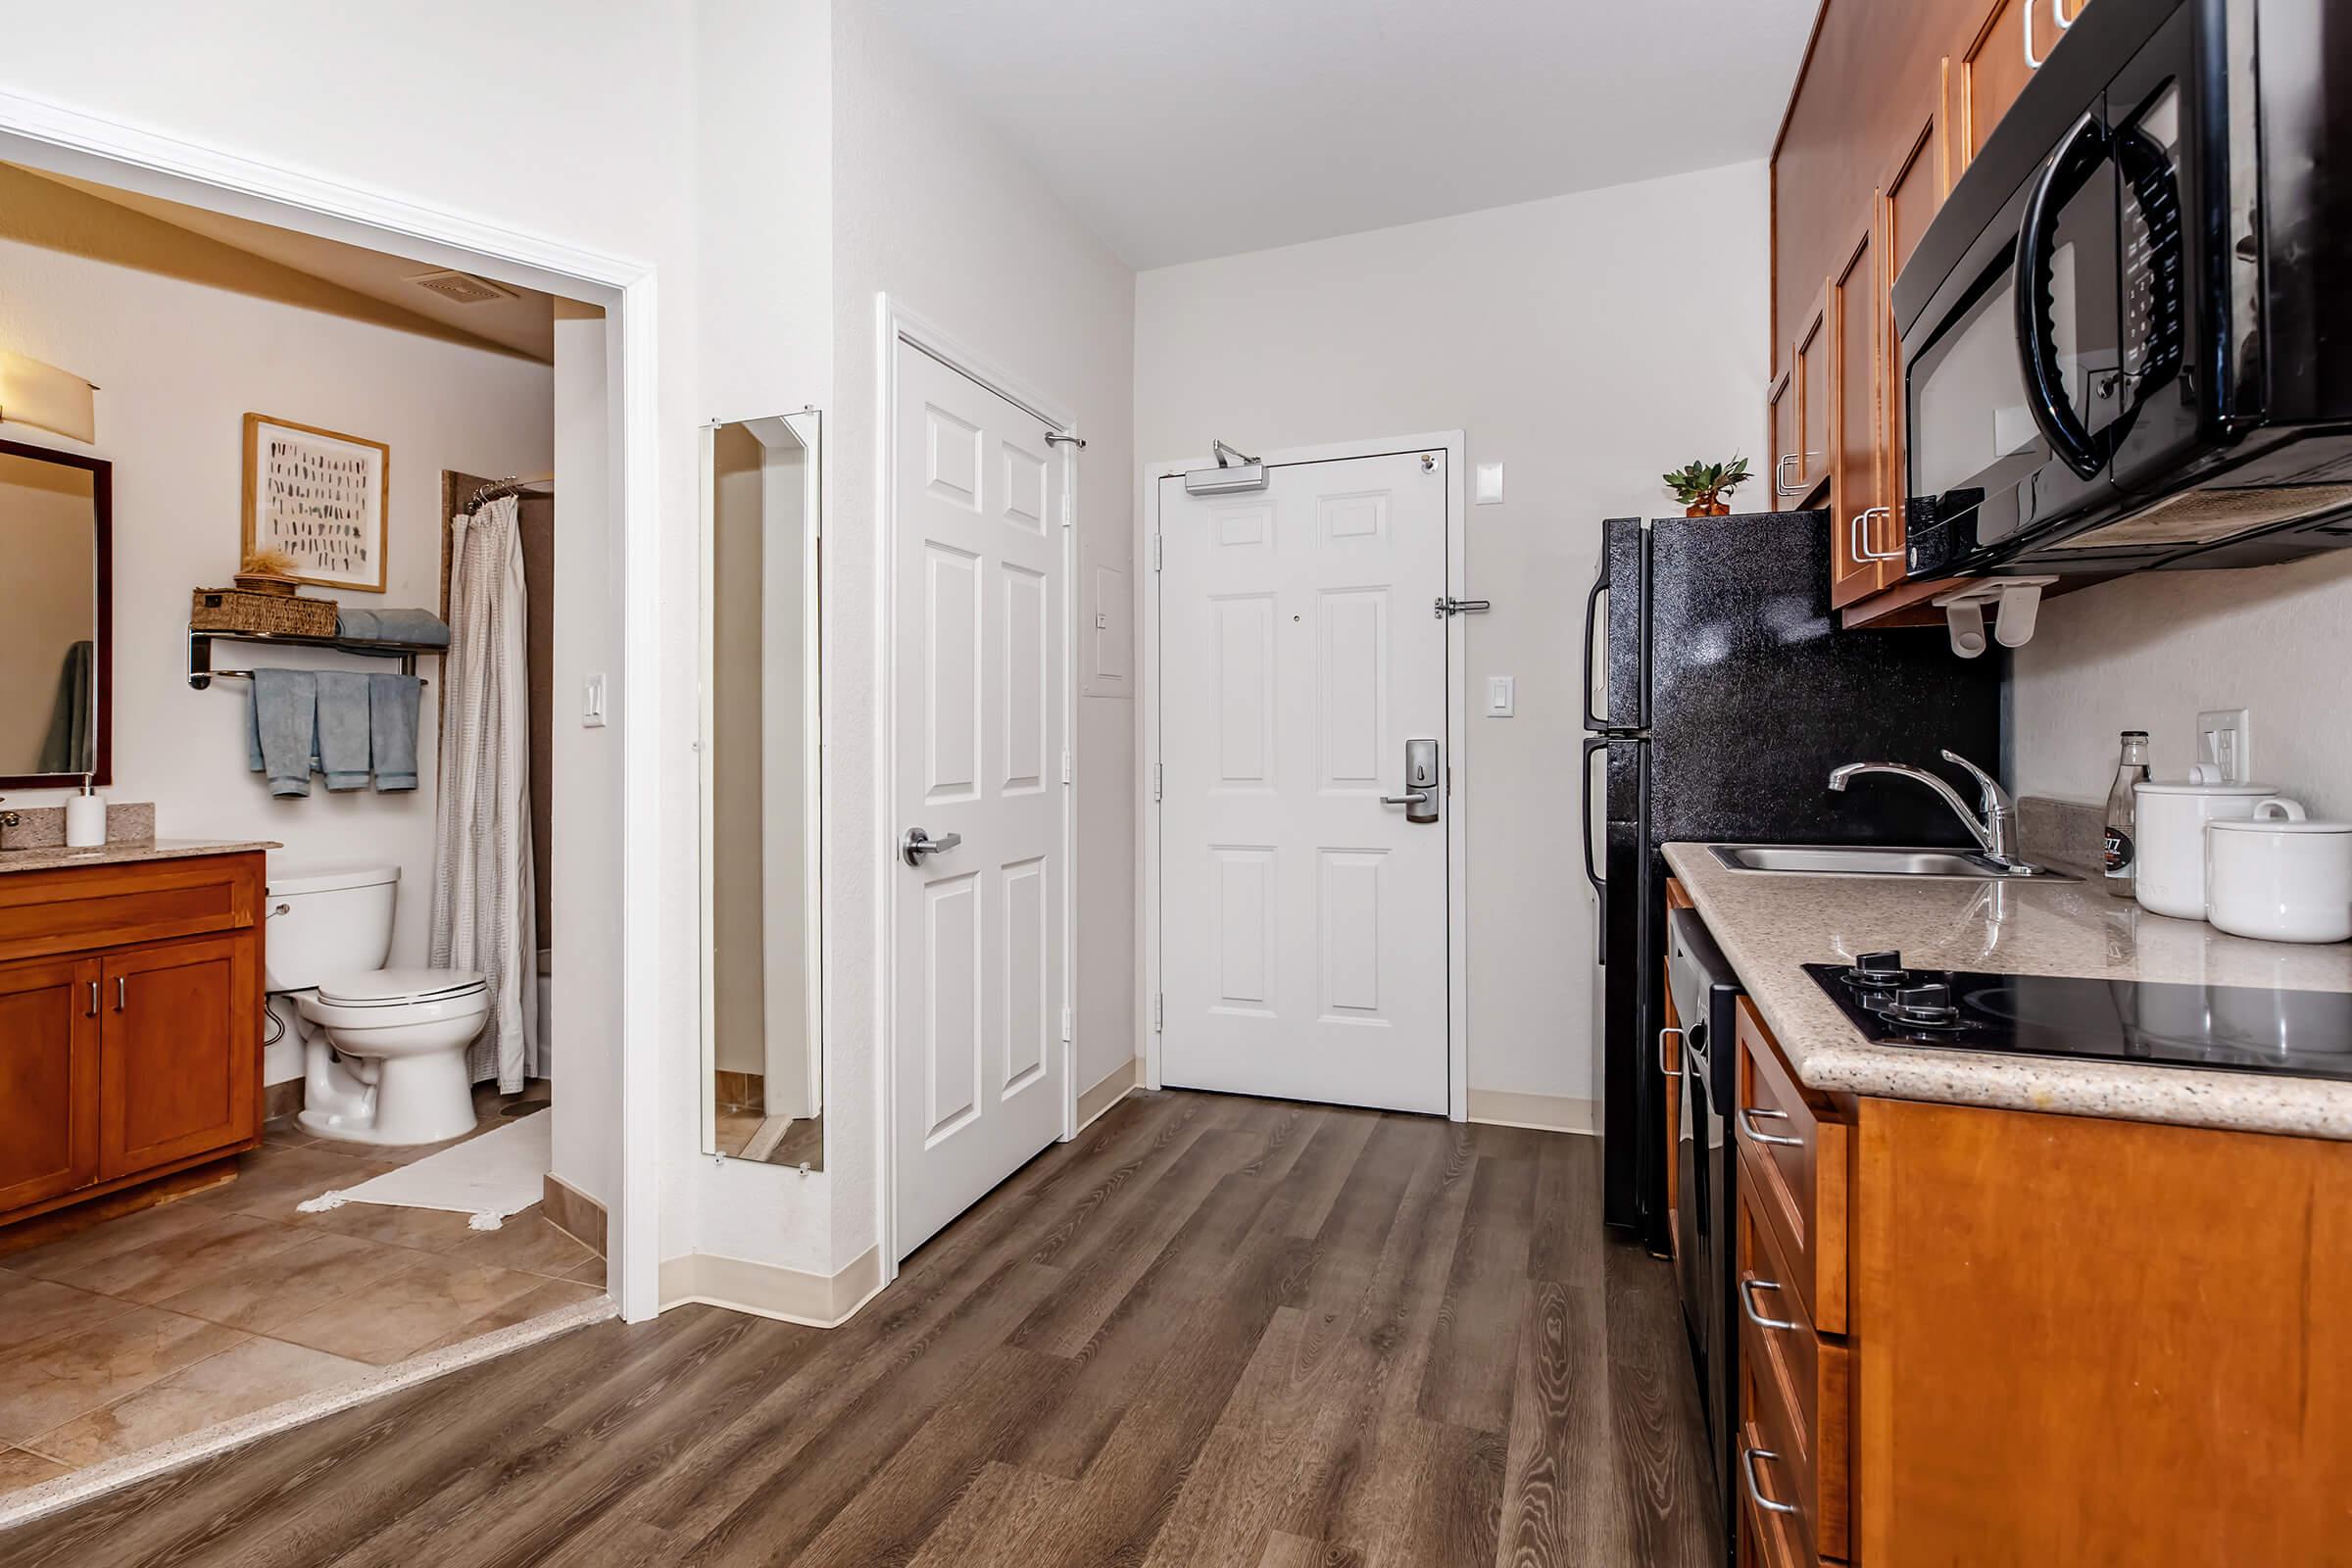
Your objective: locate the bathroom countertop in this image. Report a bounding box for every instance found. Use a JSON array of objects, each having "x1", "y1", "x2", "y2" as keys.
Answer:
[
  {"x1": 1661, "y1": 841, "x2": 2352, "y2": 1143},
  {"x1": 0, "y1": 838, "x2": 279, "y2": 875}
]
